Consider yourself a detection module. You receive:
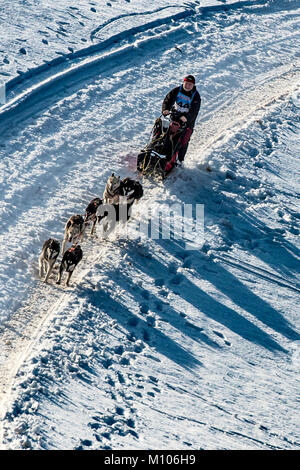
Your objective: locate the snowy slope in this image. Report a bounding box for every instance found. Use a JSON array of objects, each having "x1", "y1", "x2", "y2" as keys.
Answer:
[{"x1": 0, "y1": 0, "x2": 299, "y2": 450}]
